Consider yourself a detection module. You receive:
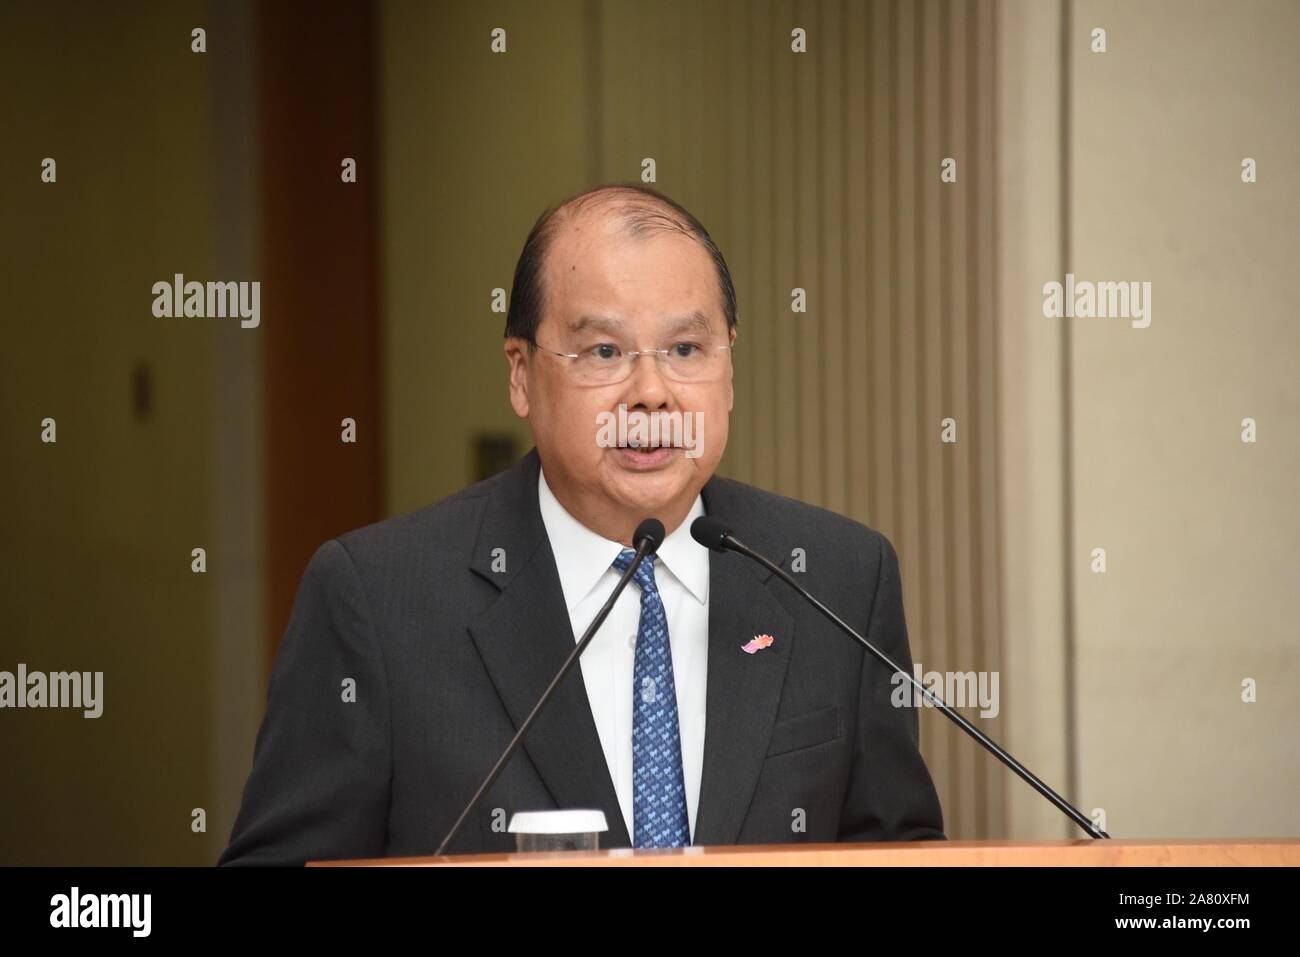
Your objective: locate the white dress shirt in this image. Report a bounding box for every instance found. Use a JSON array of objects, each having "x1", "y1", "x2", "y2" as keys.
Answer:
[{"x1": 537, "y1": 468, "x2": 709, "y2": 843}]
